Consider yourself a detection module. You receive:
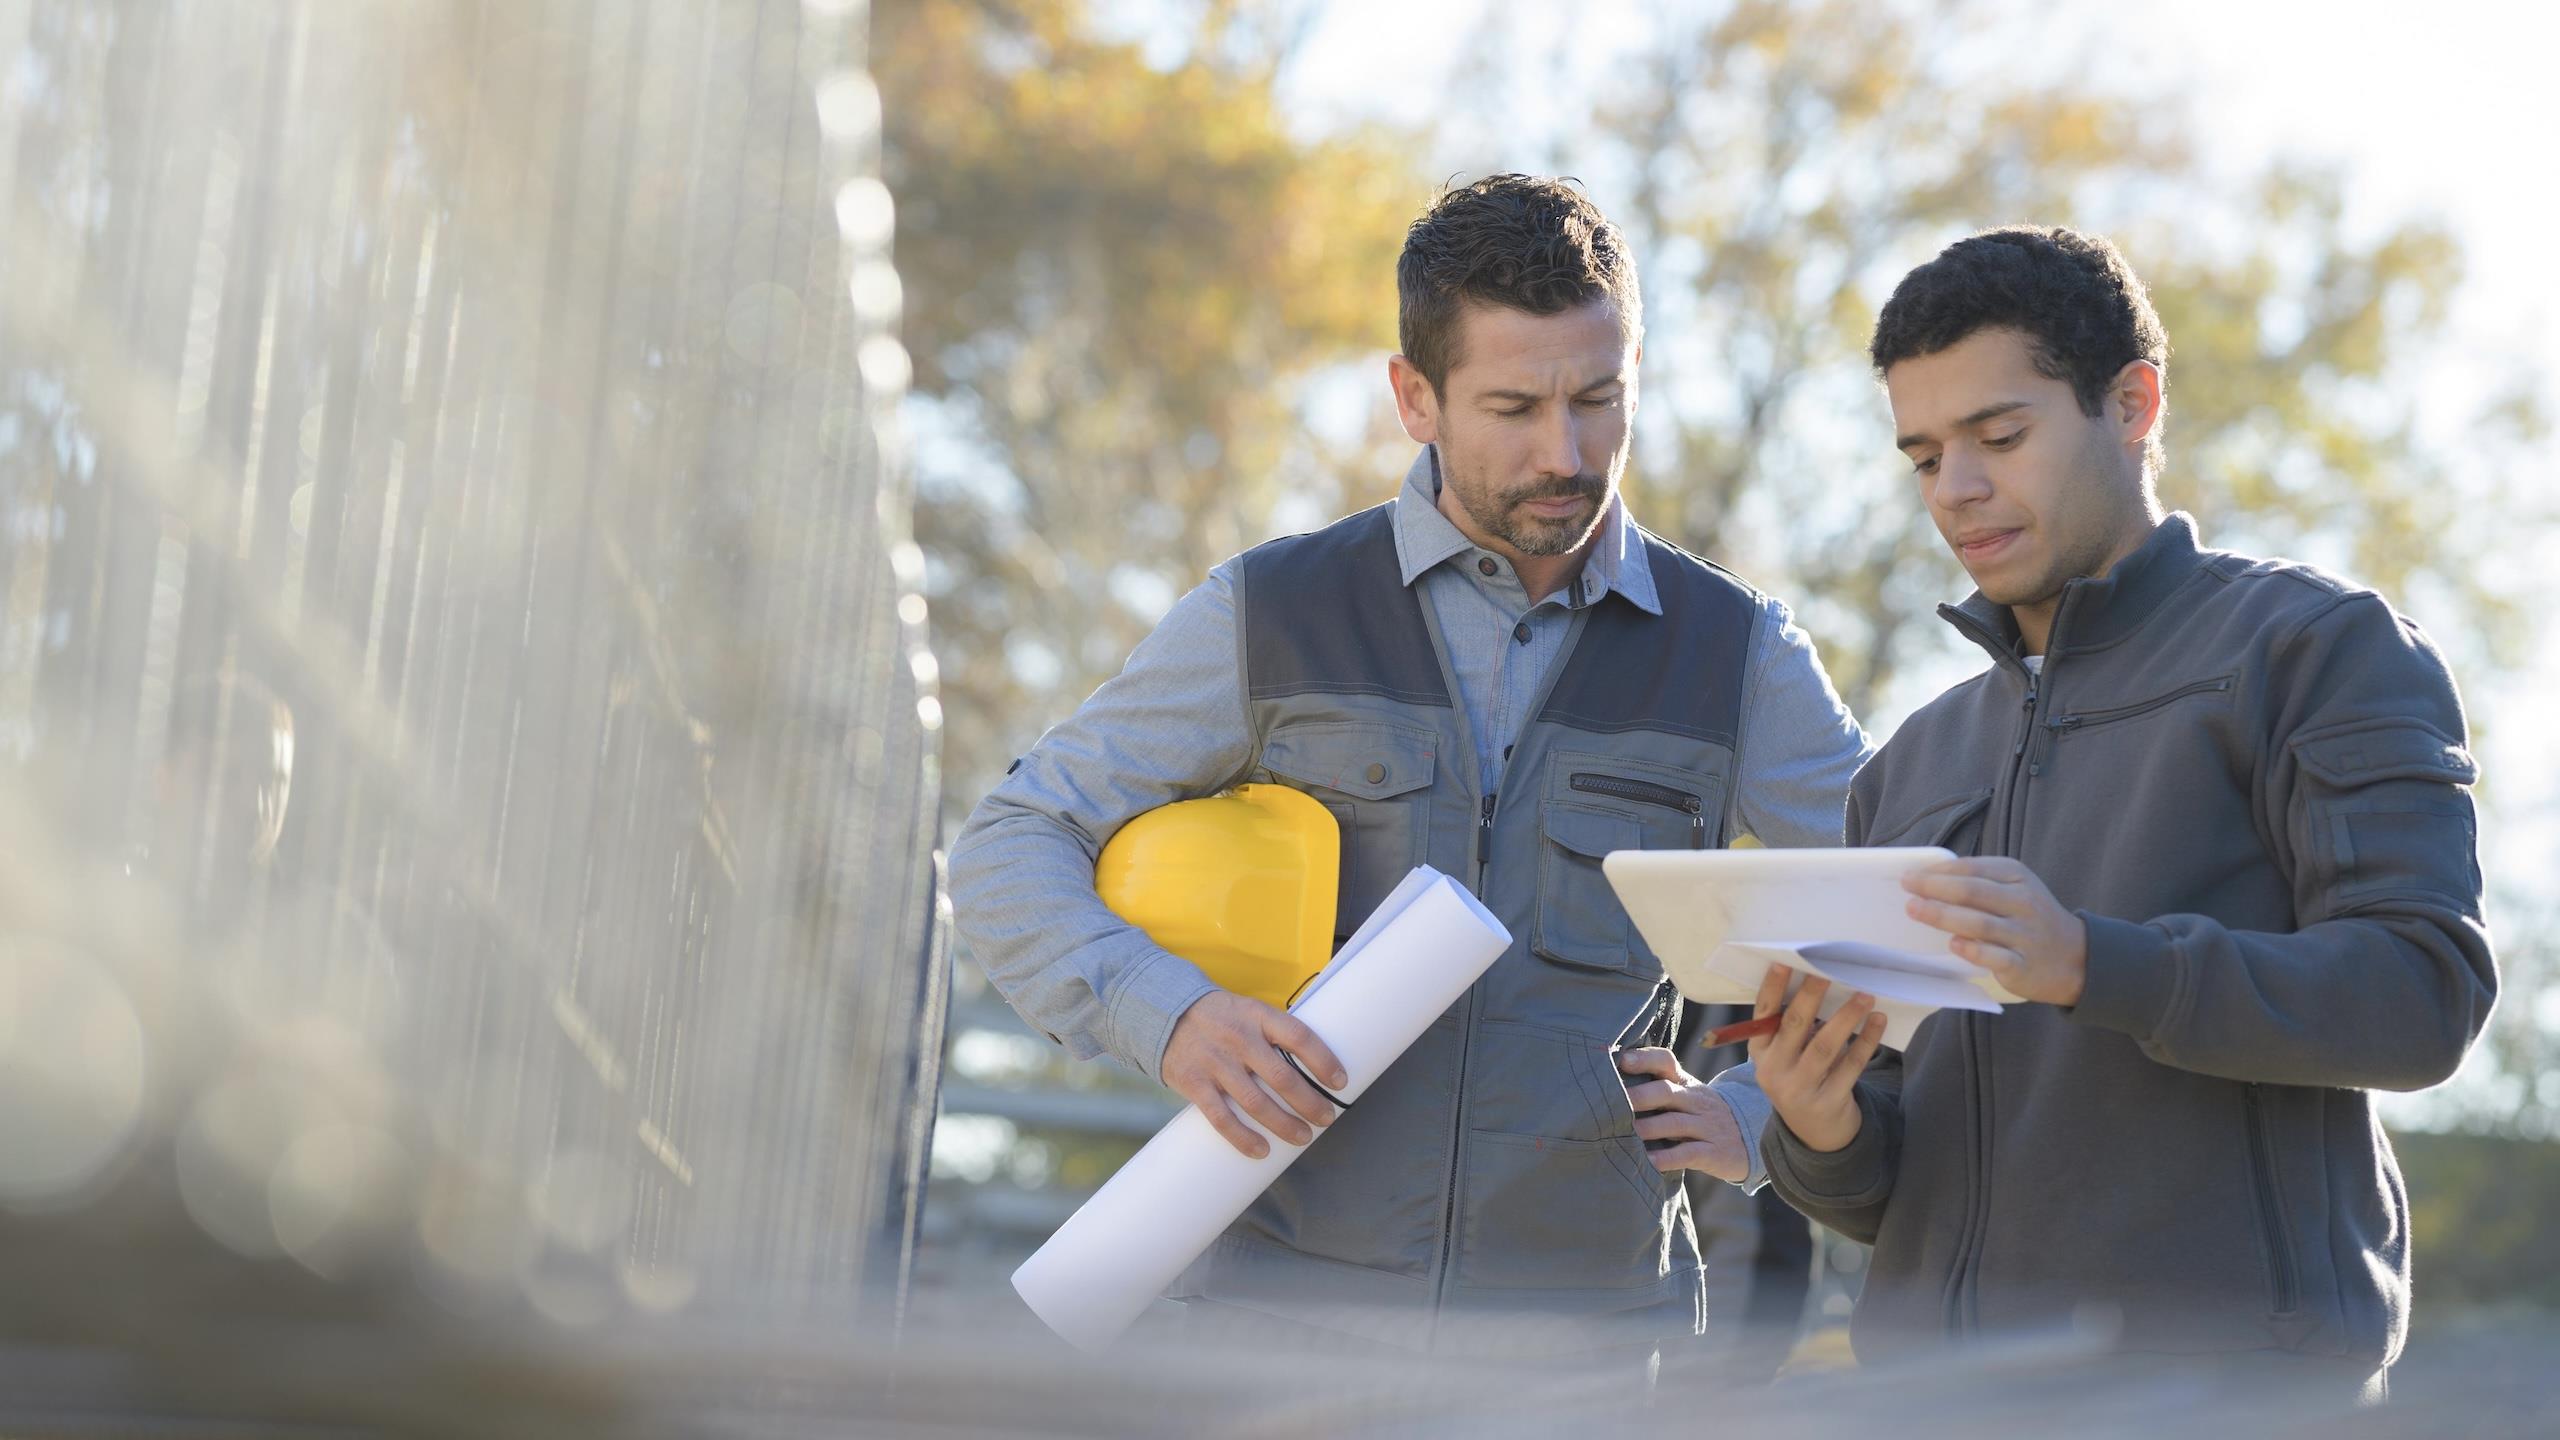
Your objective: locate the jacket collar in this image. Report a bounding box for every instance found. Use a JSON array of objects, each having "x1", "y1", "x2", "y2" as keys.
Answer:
[{"x1": 1940, "y1": 511, "x2": 2206, "y2": 667}]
